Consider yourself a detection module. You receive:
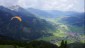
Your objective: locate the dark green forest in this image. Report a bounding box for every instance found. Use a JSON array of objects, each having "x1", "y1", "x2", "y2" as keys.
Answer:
[{"x1": 0, "y1": 40, "x2": 85, "y2": 48}]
